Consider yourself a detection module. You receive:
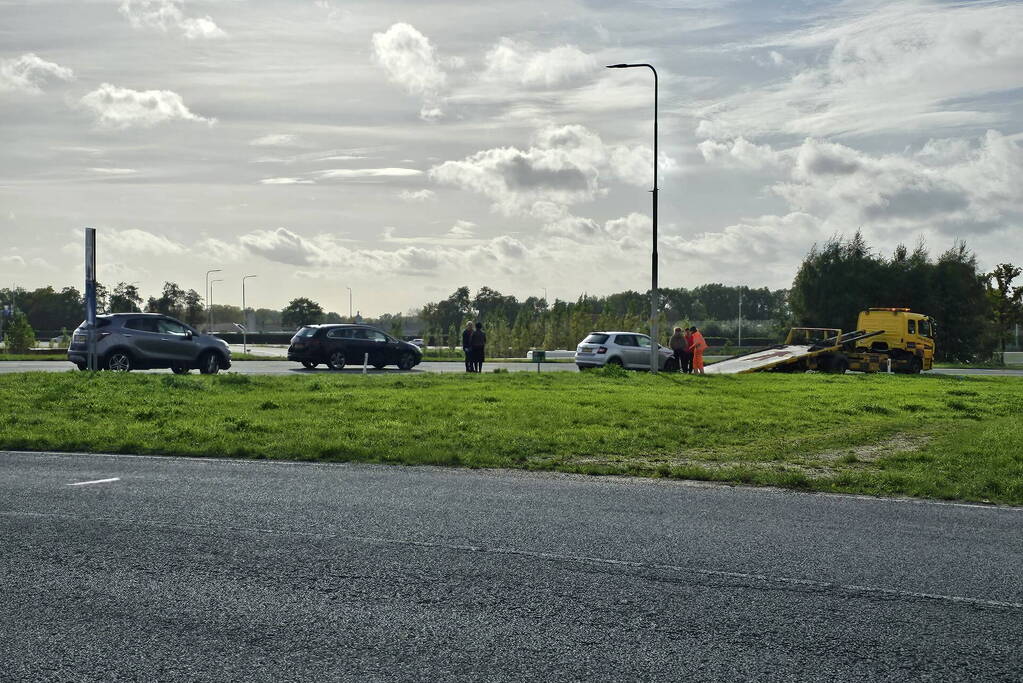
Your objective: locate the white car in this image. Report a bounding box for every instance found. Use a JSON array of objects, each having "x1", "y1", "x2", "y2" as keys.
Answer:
[
  {"x1": 410, "y1": 338, "x2": 425, "y2": 348},
  {"x1": 575, "y1": 331, "x2": 673, "y2": 370}
]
